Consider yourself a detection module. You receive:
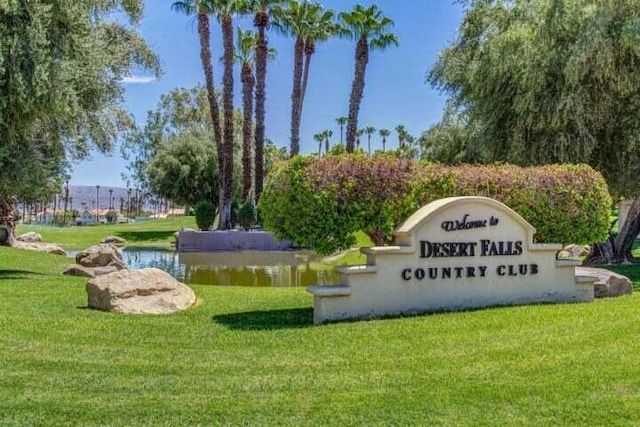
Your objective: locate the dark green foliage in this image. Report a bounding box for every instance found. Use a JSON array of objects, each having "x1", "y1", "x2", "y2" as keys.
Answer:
[
  {"x1": 427, "y1": 0, "x2": 640, "y2": 199},
  {"x1": 260, "y1": 156, "x2": 611, "y2": 254},
  {"x1": 230, "y1": 199, "x2": 240, "y2": 228},
  {"x1": 105, "y1": 211, "x2": 118, "y2": 224},
  {"x1": 238, "y1": 201, "x2": 257, "y2": 231},
  {"x1": 195, "y1": 201, "x2": 216, "y2": 231}
]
